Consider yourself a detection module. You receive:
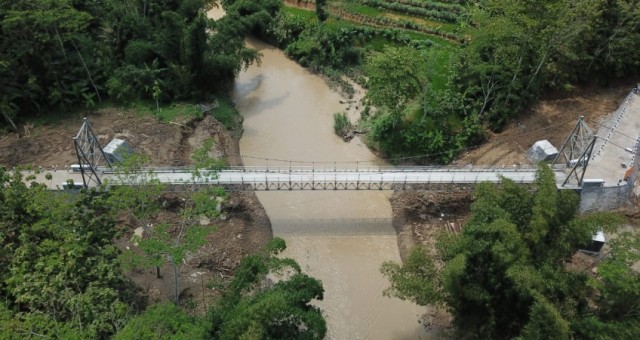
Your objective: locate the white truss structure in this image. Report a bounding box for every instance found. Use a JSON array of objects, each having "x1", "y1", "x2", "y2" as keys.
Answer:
[
  {"x1": 73, "y1": 118, "x2": 111, "y2": 187},
  {"x1": 552, "y1": 116, "x2": 596, "y2": 187}
]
